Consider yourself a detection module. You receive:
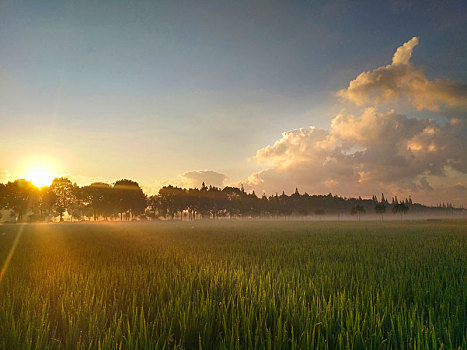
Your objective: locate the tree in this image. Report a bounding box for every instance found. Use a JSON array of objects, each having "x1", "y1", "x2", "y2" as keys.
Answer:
[
  {"x1": 157, "y1": 185, "x2": 186, "y2": 220},
  {"x1": 39, "y1": 187, "x2": 57, "y2": 221},
  {"x1": 186, "y1": 188, "x2": 201, "y2": 220},
  {"x1": 0, "y1": 176, "x2": 445, "y2": 223},
  {"x1": 351, "y1": 204, "x2": 365, "y2": 221},
  {"x1": 244, "y1": 190, "x2": 260, "y2": 218},
  {"x1": 114, "y1": 179, "x2": 147, "y2": 220},
  {"x1": 82, "y1": 182, "x2": 114, "y2": 220},
  {"x1": 375, "y1": 202, "x2": 387, "y2": 222},
  {"x1": 278, "y1": 191, "x2": 292, "y2": 219},
  {"x1": 0, "y1": 183, "x2": 6, "y2": 210},
  {"x1": 381, "y1": 193, "x2": 387, "y2": 204},
  {"x1": 50, "y1": 177, "x2": 76, "y2": 221},
  {"x1": 314, "y1": 209, "x2": 325, "y2": 217},
  {"x1": 2, "y1": 179, "x2": 38, "y2": 221},
  {"x1": 0, "y1": 183, "x2": 5, "y2": 220},
  {"x1": 392, "y1": 202, "x2": 409, "y2": 221},
  {"x1": 67, "y1": 185, "x2": 86, "y2": 221},
  {"x1": 197, "y1": 184, "x2": 212, "y2": 219},
  {"x1": 222, "y1": 186, "x2": 244, "y2": 218}
]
